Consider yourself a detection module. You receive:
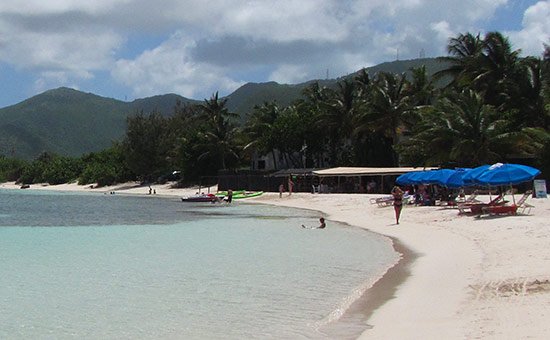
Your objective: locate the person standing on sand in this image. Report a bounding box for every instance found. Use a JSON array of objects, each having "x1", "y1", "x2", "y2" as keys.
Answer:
[
  {"x1": 392, "y1": 186, "x2": 404, "y2": 224},
  {"x1": 288, "y1": 176, "x2": 294, "y2": 196},
  {"x1": 226, "y1": 189, "x2": 233, "y2": 203},
  {"x1": 279, "y1": 183, "x2": 285, "y2": 198}
]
